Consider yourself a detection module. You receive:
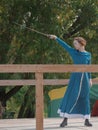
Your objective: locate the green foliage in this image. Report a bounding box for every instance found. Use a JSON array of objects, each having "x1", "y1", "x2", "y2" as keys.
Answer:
[{"x1": 6, "y1": 86, "x2": 29, "y2": 118}]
